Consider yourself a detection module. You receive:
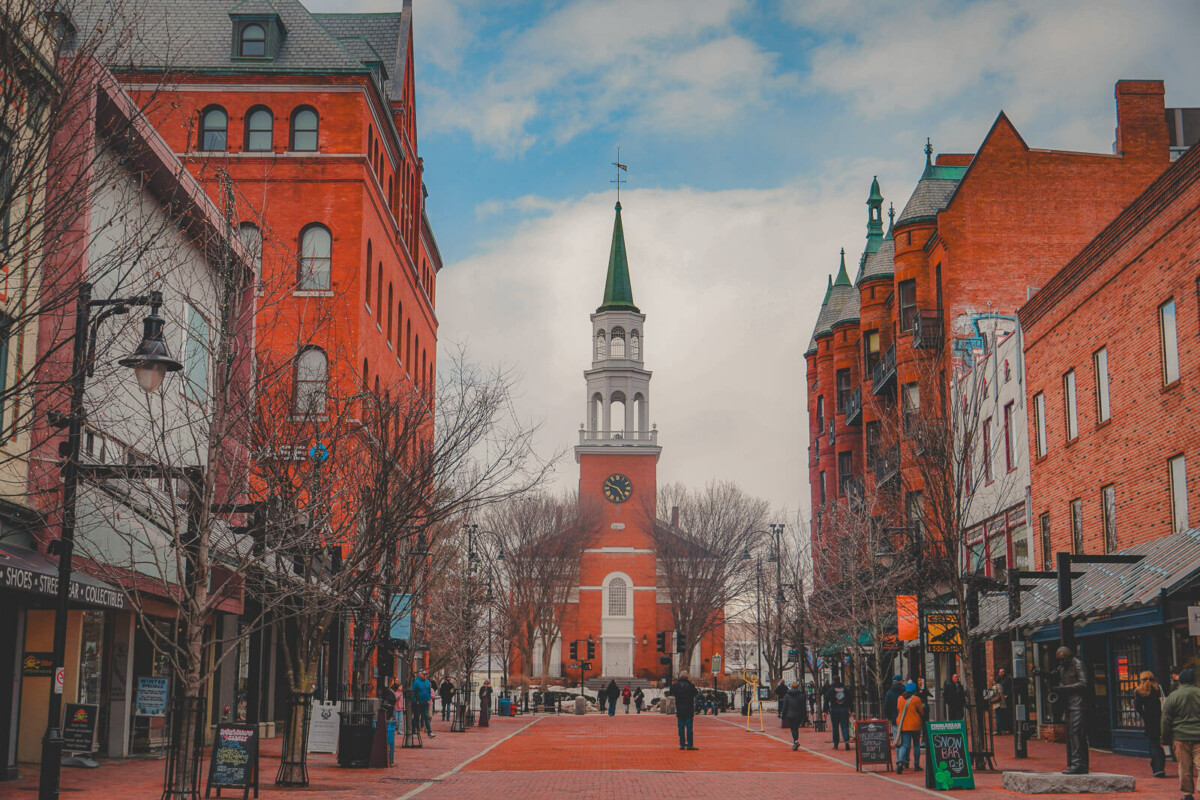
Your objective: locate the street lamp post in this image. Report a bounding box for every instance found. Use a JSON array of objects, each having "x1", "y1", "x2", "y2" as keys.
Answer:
[{"x1": 39, "y1": 285, "x2": 182, "y2": 800}]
